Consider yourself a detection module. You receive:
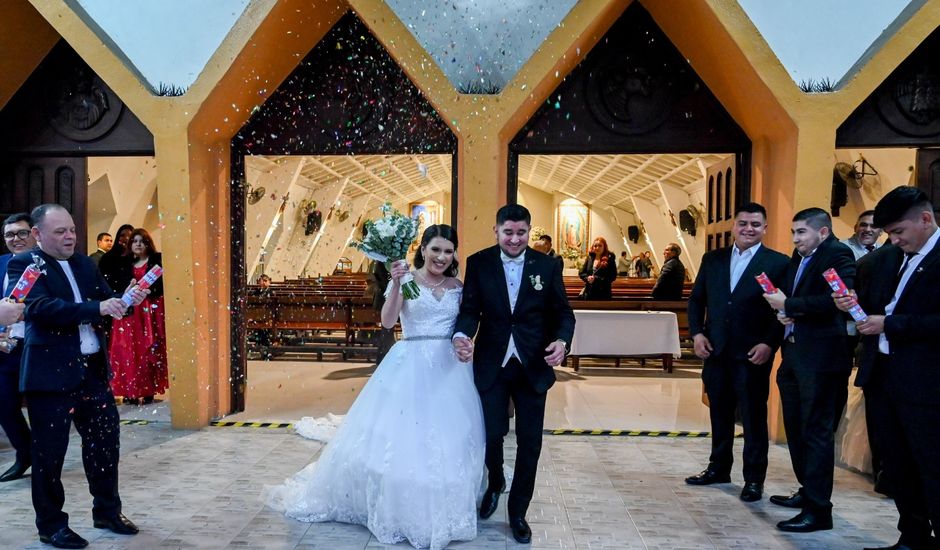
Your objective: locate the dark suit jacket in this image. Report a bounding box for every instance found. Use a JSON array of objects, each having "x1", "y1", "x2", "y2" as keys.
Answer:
[
  {"x1": 0, "y1": 253, "x2": 23, "y2": 374},
  {"x1": 687, "y1": 245, "x2": 790, "y2": 361},
  {"x1": 98, "y1": 244, "x2": 132, "y2": 292},
  {"x1": 89, "y1": 249, "x2": 105, "y2": 266},
  {"x1": 454, "y1": 246, "x2": 575, "y2": 394},
  {"x1": 854, "y1": 241, "x2": 940, "y2": 403},
  {"x1": 781, "y1": 234, "x2": 855, "y2": 372},
  {"x1": 7, "y1": 249, "x2": 119, "y2": 392},
  {"x1": 578, "y1": 252, "x2": 617, "y2": 299},
  {"x1": 651, "y1": 256, "x2": 686, "y2": 300}
]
